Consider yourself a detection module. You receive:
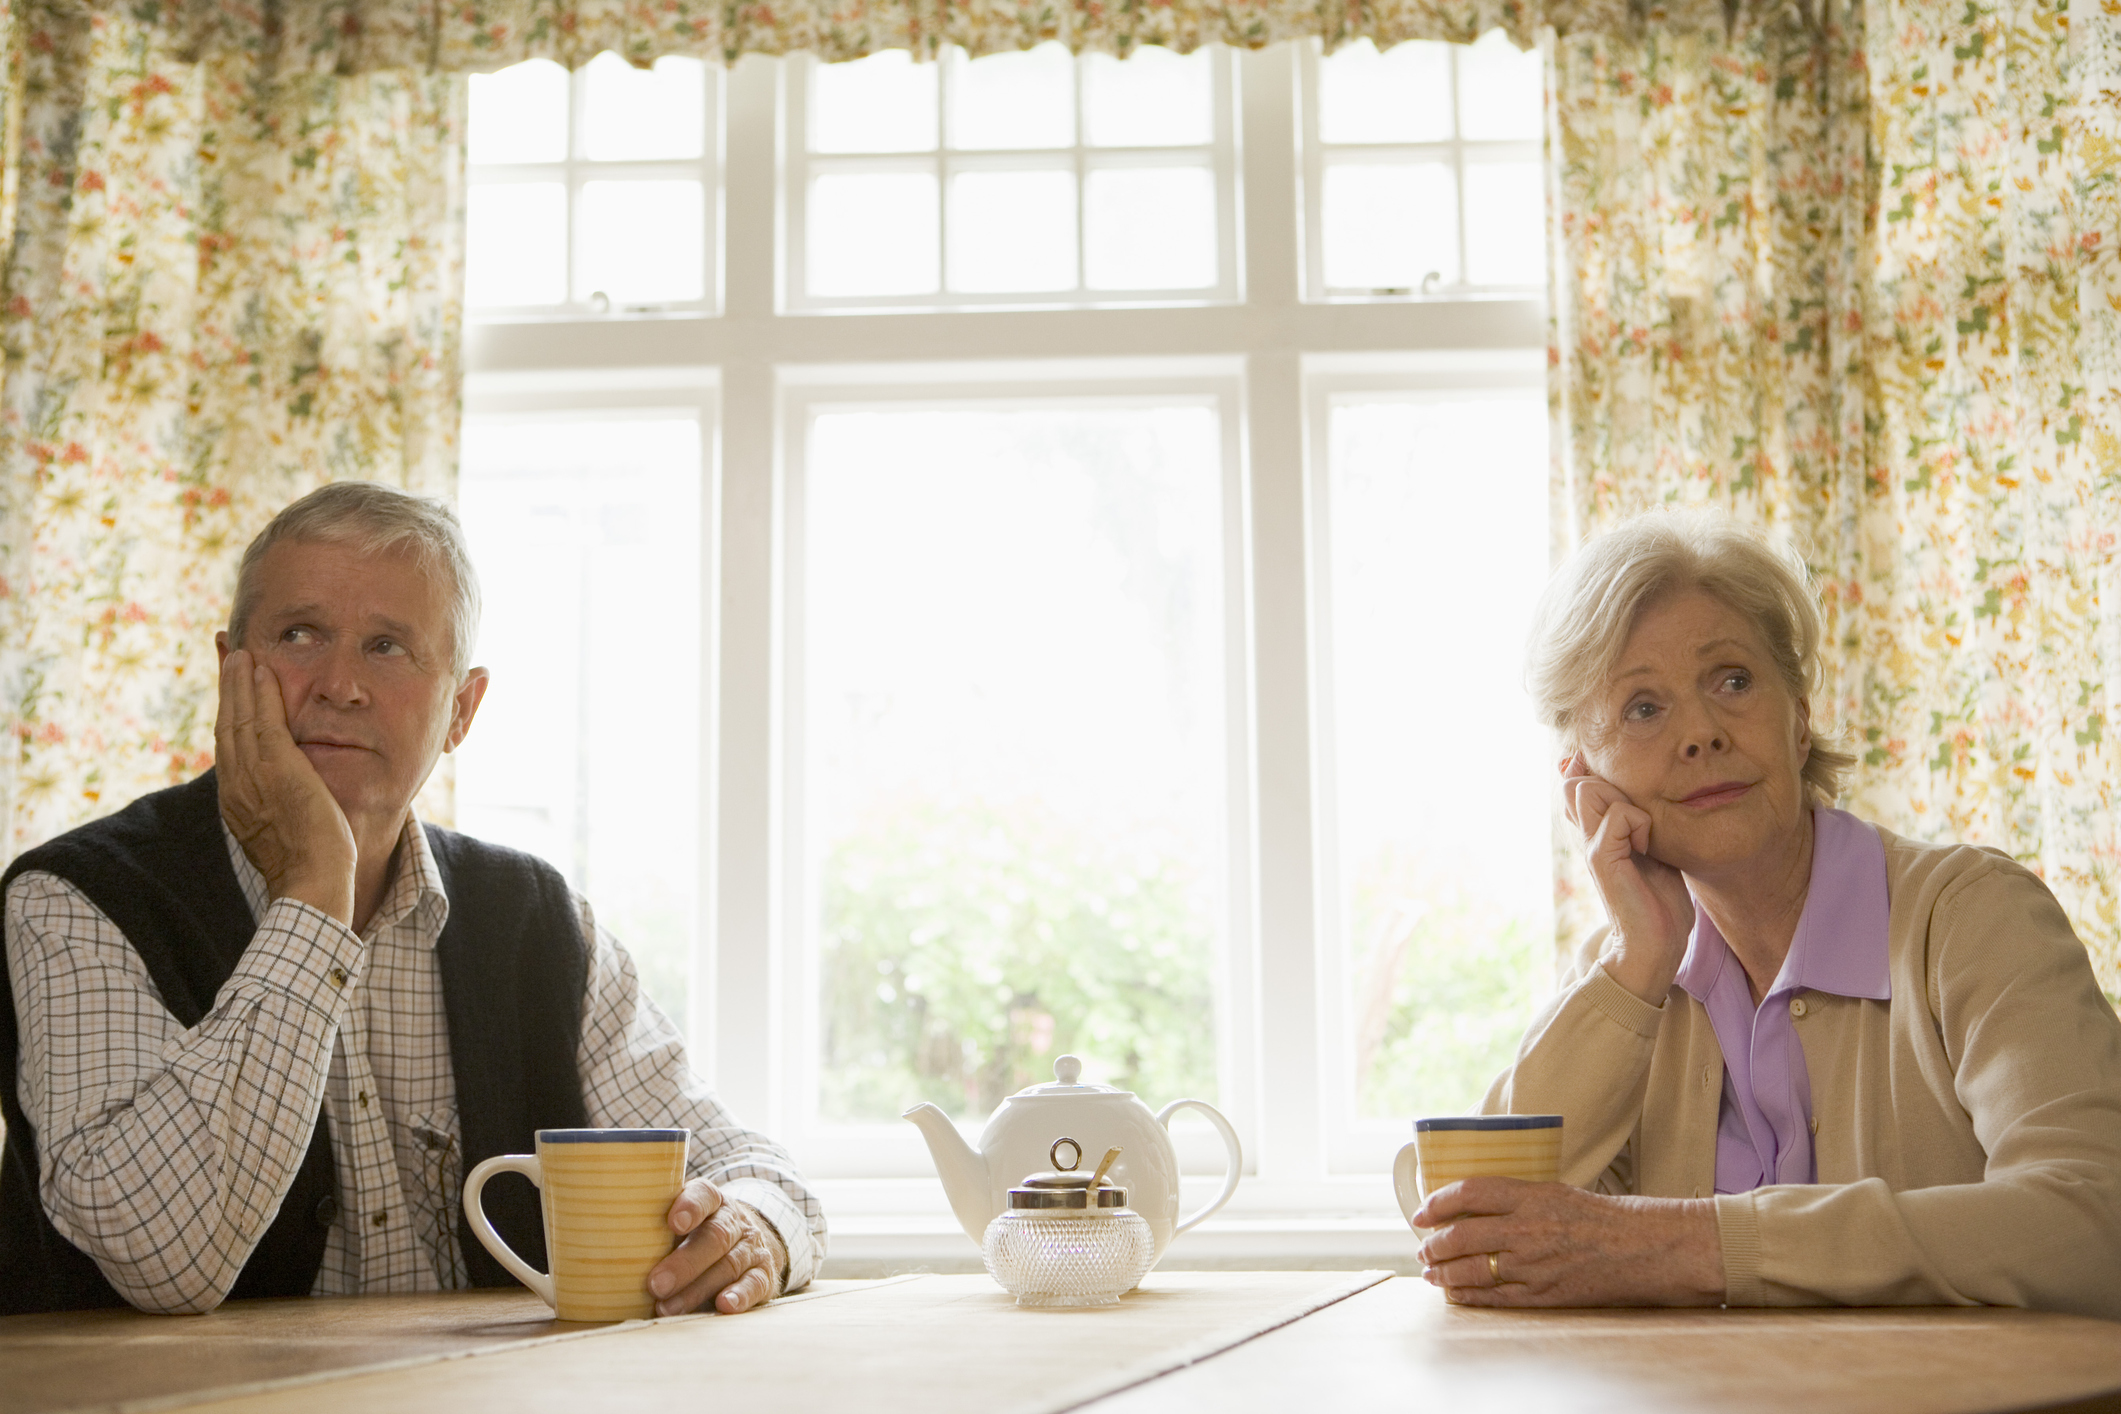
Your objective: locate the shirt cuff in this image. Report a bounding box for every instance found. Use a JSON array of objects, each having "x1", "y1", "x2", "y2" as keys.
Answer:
[
  {"x1": 230, "y1": 896, "x2": 367, "y2": 1021},
  {"x1": 722, "y1": 1178, "x2": 819, "y2": 1294},
  {"x1": 1584, "y1": 960, "x2": 1668, "y2": 1040},
  {"x1": 1714, "y1": 1191, "x2": 1763, "y2": 1306}
]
